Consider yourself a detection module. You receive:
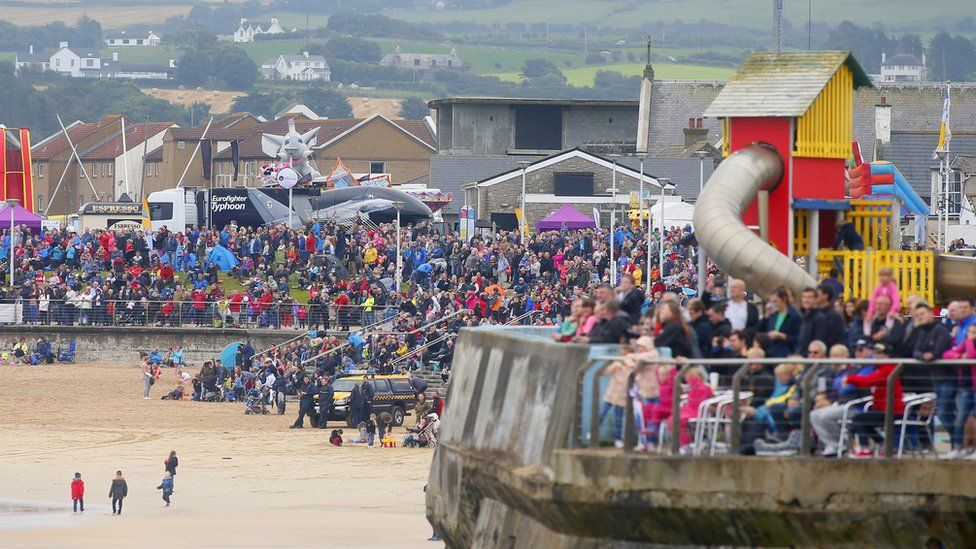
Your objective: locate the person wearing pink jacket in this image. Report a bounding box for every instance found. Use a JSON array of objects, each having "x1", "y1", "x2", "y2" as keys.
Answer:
[
  {"x1": 867, "y1": 267, "x2": 901, "y2": 319},
  {"x1": 942, "y1": 323, "x2": 976, "y2": 457}
]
